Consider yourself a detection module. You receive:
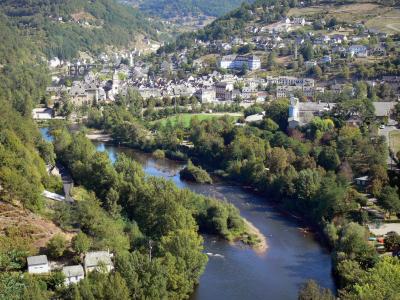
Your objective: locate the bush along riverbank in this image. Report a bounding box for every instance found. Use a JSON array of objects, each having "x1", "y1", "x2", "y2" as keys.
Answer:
[
  {"x1": 50, "y1": 123, "x2": 263, "y2": 249},
  {"x1": 180, "y1": 160, "x2": 213, "y2": 184},
  {"x1": 82, "y1": 100, "x2": 400, "y2": 297}
]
